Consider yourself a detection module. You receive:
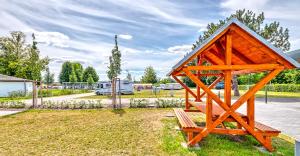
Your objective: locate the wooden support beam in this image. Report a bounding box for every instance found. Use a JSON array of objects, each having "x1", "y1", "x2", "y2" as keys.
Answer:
[
  {"x1": 198, "y1": 76, "x2": 223, "y2": 99},
  {"x1": 206, "y1": 95, "x2": 212, "y2": 127},
  {"x1": 224, "y1": 33, "x2": 232, "y2": 107},
  {"x1": 247, "y1": 95, "x2": 255, "y2": 128},
  {"x1": 185, "y1": 89, "x2": 190, "y2": 110},
  {"x1": 231, "y1": 25, "x2": 293, "y2": 68},
  {"x1": 172, "y1": 75, "x2": 197, "y2": 98},
  {"x1": 196, "y1": 55, "x2": 202, "y2": 102},
  {"x1": 182, "y1": 68, "x2": 229, "y2": 111},
  {"x1": 204, "y1": 51, "x2": 225, "y2": 65},
  {"x1": 187, "y1": 64, "x2": 280, "y2": 71},
  {"x1": 175, "y1": 73, "x2": 223, "y2": 77}
]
